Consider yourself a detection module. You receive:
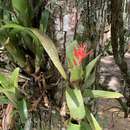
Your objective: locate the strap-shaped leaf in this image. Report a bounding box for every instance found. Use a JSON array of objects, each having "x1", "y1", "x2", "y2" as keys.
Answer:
[
  {"x1": 0, "y1": 73, "x2": 8, "y2": 88},
  {"x1": 17, "y1": 99, "x2": 28, "y2": 123},
  {"x1": 67, "y1": 121, "x2": 91, "y2": 130},
  {"x1": 80, "y1": 121, "x2": 91, "y2": 130},
  {"x1": 0, "y1": 88, "x2": 17, "y2": 106},
  {"x1": 0, "y1": 68, "x2": 19, "y2": 92},
  {"x1": 12, "y1": 0, "x2": 28, "y2": 14},
  {"x1": 67, "y1": 123, "x2": 80, "y2": 130},
  {"x1": 40, "y1": 9, "x2": 50, "y2": 33},
  {"x1": 66, "y1": 40, "x2": 78, "y2": 67},
  {"x1": 85, "y1": 55, "x2": 101, "y2": 81},
  {"x1": 31, "y1": 29, "x2": 67, "y2": 79},
  {"x1": 86, "y1": 107, "x2": 102, "y2": 130},
  {"x1": 66, "y1": 87, "x2": 86, "y2": 120},
  {"x1": 83, "y1": 68, "x2": 96, "y2": 89},
  {"x1": 84, "y1": 89, "x2": 123, "y2": 98},
  {"x1": 10, "y1": 67, "x2": 19, "y2": 88},
  {"x1": 0, "y1": 96, "x2": 9, "y2": 104},
  {"x1": 0, "y1": 69, "x2": 18, "y2": 106}
]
